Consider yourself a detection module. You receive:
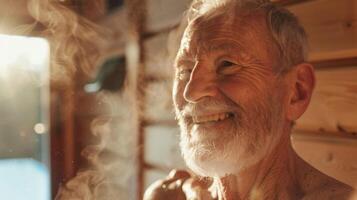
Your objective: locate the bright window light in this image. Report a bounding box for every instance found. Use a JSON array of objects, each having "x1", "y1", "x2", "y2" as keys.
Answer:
[
  {"x1": 0, "y1": 159, "x2": 50, "y2": 200},
  {"x1": 0, "y1": 34, "x2": 49, "y2": 74},
  {"x1": 0, "y1": 34, "x2": 50, "y2": 200}
]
